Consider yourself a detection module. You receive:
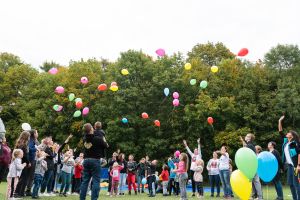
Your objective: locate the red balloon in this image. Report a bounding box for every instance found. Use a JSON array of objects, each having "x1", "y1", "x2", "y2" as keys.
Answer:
[
  {"x1": 76, "y1": 101, "x2": 83, "y2": 109},
  {"x1": 154, "y1": 120, "x2": 160, "y2": 127},
  {"x1": 207, "y1": 117, "x2": 214, "y2": 125},
  {"x1": 98, "y1": 84, "x2": 107, "y2": 91},
  {"x1": 142, "y1": 112, "x2": 149, "y2": 119},
  {"x1": 237, "y1": 48, "x2": 249, "y2": 57},
  {"x1": 111, "y1": 82, "x2": 117, "y2": 86}
]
